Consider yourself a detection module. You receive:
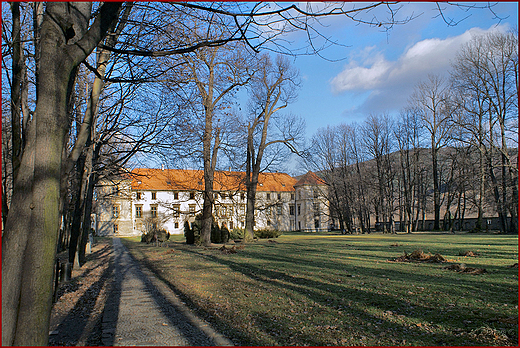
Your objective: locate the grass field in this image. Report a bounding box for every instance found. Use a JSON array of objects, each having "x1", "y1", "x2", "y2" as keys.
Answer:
[{"x1": 121, "y1": 232, "x2": 518, "y2": 346}]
